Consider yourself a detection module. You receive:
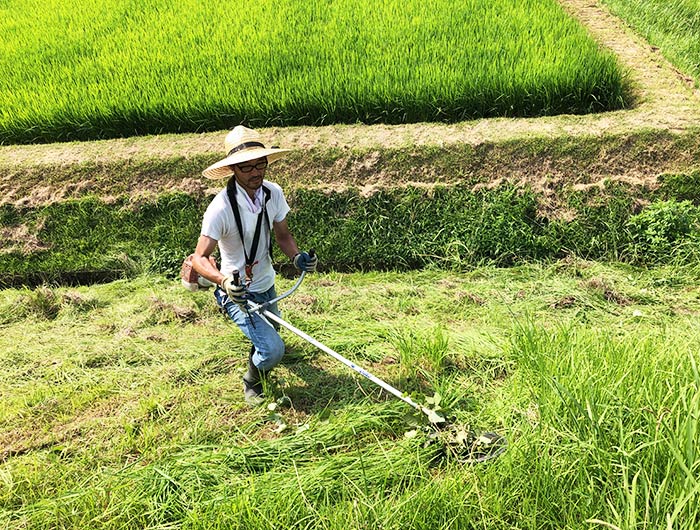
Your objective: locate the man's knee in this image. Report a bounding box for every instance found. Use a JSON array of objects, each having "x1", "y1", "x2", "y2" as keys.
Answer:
[{"x1": 256, "y1": 336, "x2": 285, "y2": 371}]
